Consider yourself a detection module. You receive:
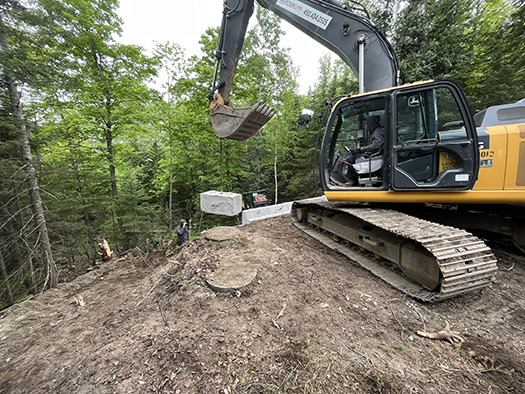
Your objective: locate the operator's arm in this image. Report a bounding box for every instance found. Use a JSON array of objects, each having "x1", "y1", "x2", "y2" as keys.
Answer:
[
  {"x1": 360, "y1": 128, "x2": 384, "y2": 154},
  {"x1": 209, "y1": 0, "x2": 398, "y2": 141}
]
